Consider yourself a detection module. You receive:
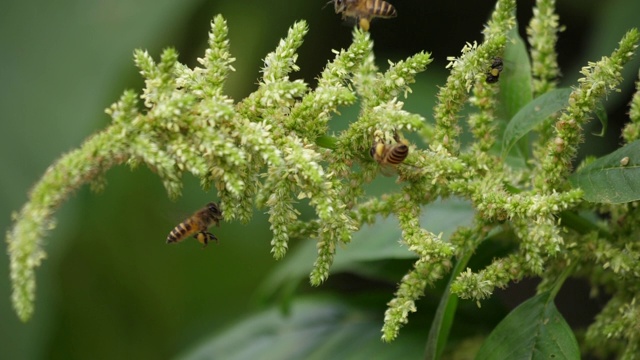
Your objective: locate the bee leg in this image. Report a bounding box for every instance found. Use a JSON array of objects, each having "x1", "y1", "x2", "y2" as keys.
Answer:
[
  {"x1": 209, "y1": 232, "x2": 219, "y2": 244},
  {"x1": 358, "y1": 17, "x2": 370, "y2": 31},
  {"x1": 194, "y1": 232, "x2": 207, "y2": 247},
  {"x1": 194, "y1": 232, "x2": 218, "y2": 248}
]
